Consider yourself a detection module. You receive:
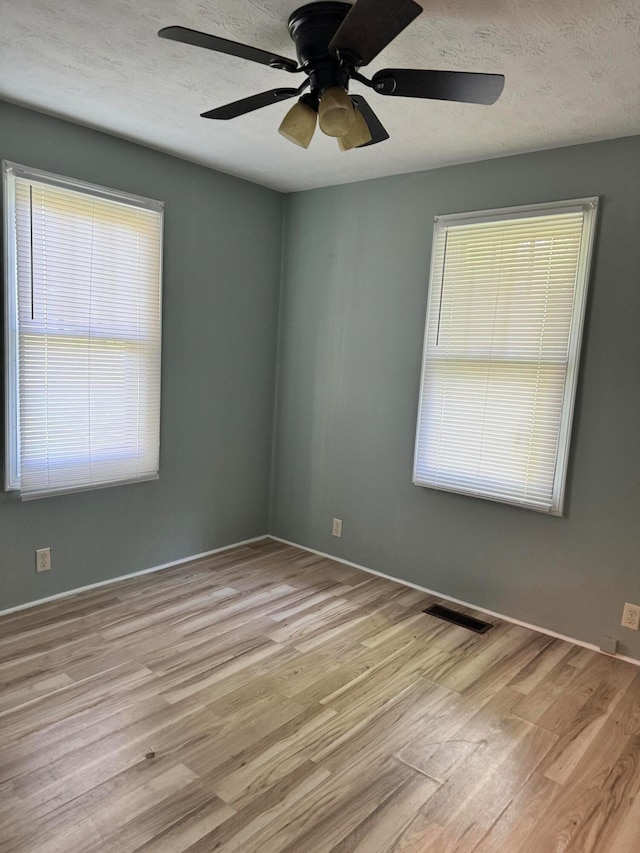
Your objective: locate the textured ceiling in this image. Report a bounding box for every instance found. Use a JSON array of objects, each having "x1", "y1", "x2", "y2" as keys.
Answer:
[{"x1": 2, "y1": 0, "x2": 640, "y2": 192}]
